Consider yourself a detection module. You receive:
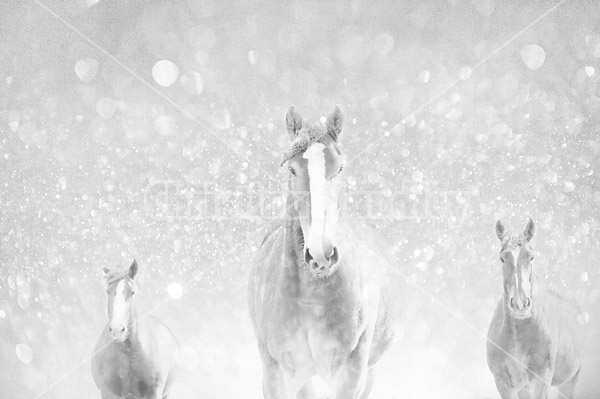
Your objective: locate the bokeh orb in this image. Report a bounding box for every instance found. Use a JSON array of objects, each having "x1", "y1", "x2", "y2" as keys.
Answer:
[
  {"x1": 373, "y1": 33, "x2": 395, "y2": 56},
  {"x1": 152, "y1": 60, "x2": 180, "y2": 87},
  {"x1": 75, "y1": 58, "x2": 99, "y2": 83},
  {"x1": 167, "y1": 282, "x2": 183, "y2": 299},
  {"x1": 520, "y1": 44, "x2": 545, "y2": 70},
  {"x1": 15, "y1": 343, "x2": 32, "y2": 364}
]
